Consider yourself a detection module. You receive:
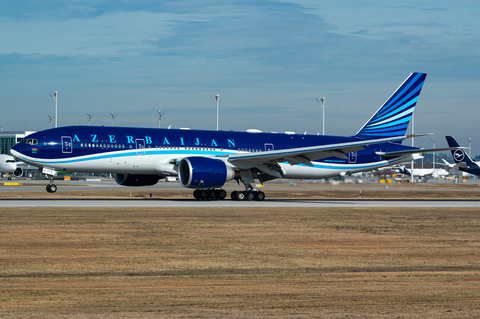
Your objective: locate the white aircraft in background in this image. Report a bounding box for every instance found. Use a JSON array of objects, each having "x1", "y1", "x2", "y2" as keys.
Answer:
[
  {"x1": 0, "y1": 154, "x2": 24, "y2": 178},
  {"x1": 394, "y1": 164, "x2": 450, "y2": 179}
]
